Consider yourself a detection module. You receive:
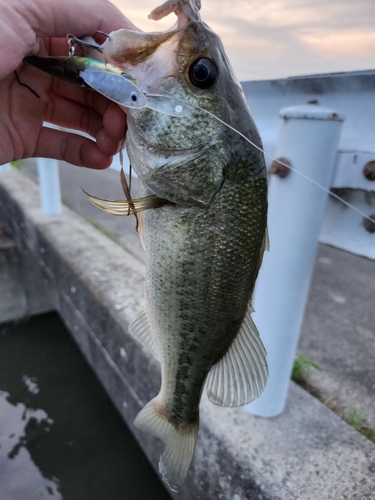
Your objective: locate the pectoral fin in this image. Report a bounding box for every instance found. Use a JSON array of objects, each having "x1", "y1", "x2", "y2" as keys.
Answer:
[
  {"x1": 82, "y1": 189, "x2": 166, "y2": 216},
  {"x1": 205, "y1": 305, "x2": 268, "y2": 407}
]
